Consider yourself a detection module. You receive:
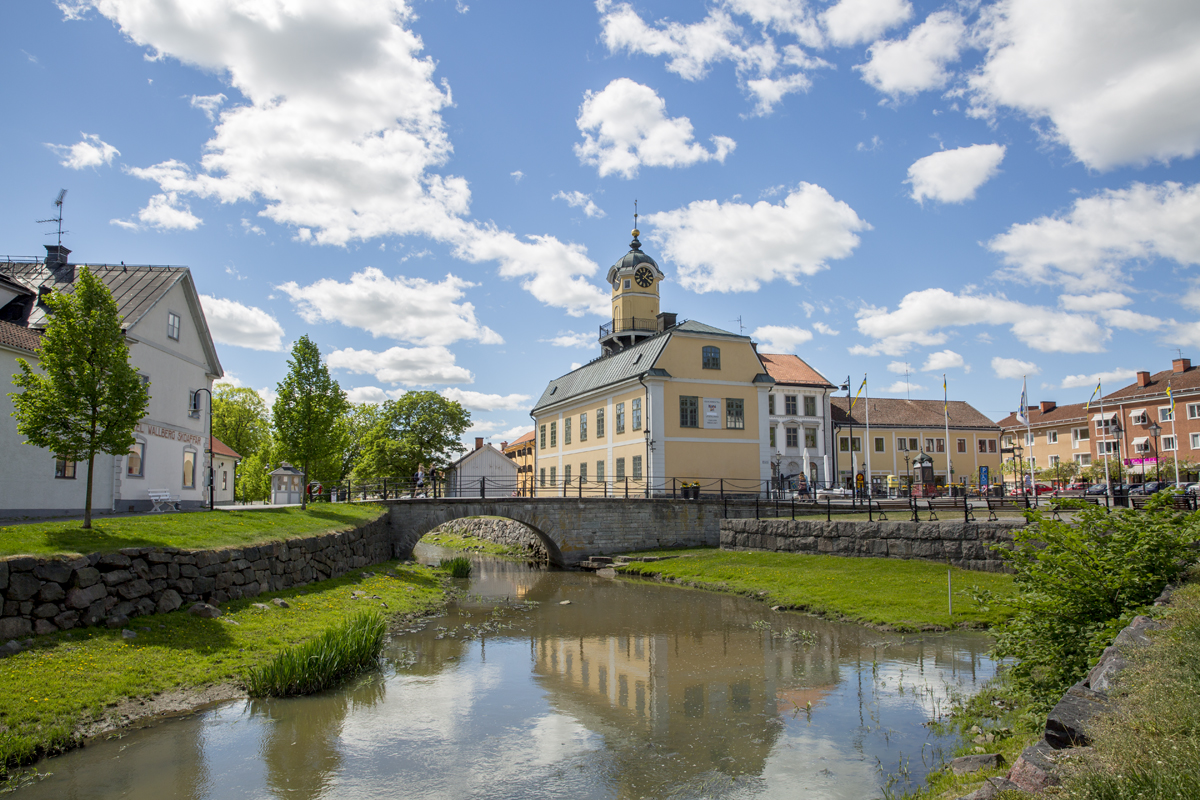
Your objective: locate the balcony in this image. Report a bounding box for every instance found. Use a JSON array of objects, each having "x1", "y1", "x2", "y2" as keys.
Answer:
[{"x1": 599, "y1": 317, "x2": 658, "y2": 338}]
